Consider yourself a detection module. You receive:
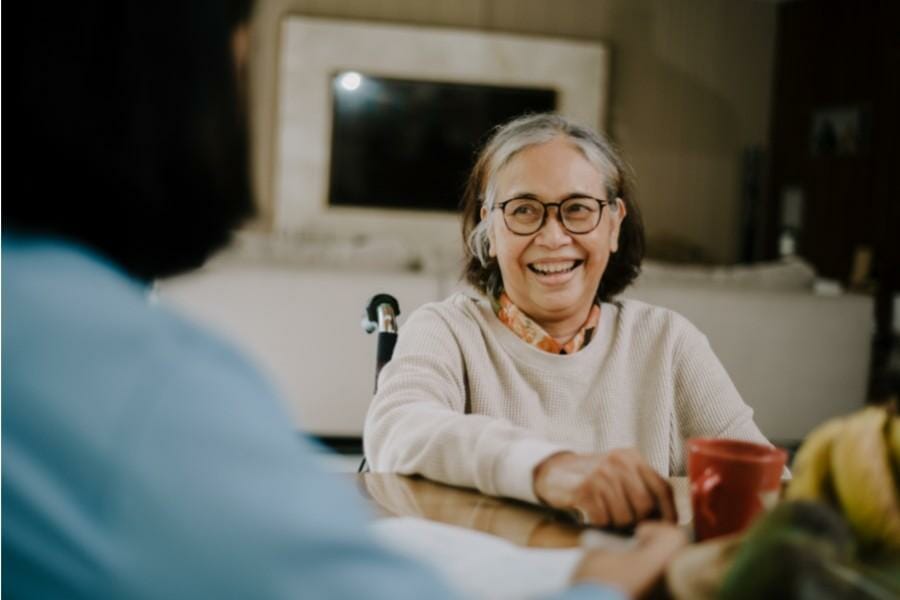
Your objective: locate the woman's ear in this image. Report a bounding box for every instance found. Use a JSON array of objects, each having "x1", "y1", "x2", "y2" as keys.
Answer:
[
  {"x1": 481, "y1": 206, "x2": 497, "y2": 257},
  {"x1": 609, "y1": 197, "x2": 627, "y2": 253}
]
